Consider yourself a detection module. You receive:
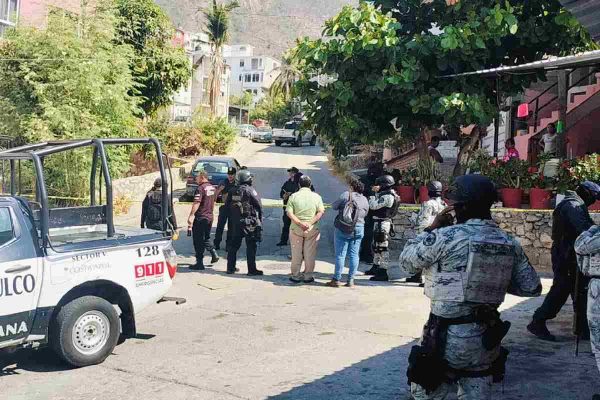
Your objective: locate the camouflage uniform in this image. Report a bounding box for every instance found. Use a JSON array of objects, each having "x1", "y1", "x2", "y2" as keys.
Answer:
[
  {"x1": 415, "y1": 197, "x2": 447, "y2": 233},
  {"x1": 400, "y1": 219, "x2": 542, "y2": 399},
  {"x1": 574, "y1": 225, "x2": 600, "y2": 373},
  {"x1": 368, "y1": 193, "x2": 396, "y2": 270}
]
